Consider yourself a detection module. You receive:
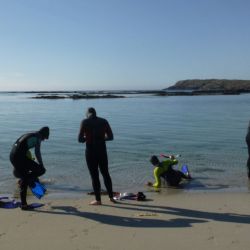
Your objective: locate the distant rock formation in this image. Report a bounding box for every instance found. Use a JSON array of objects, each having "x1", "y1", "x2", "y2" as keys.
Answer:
[
  {"x1": 166, "y1": 79, "x2": 250, "y2": 92},
  {"x1": 31, "y1": 93, "x2": 125, "y2": 99}
]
